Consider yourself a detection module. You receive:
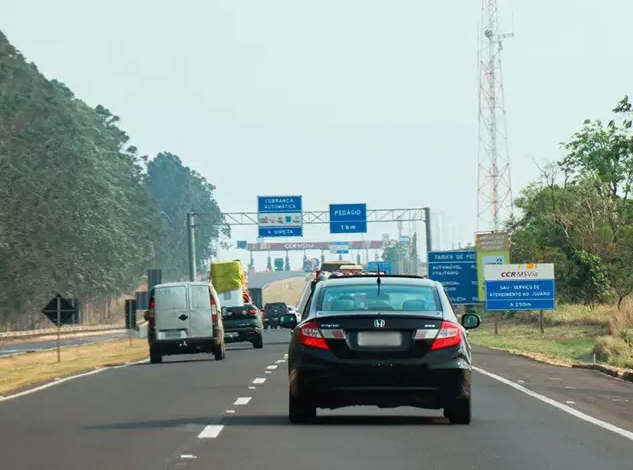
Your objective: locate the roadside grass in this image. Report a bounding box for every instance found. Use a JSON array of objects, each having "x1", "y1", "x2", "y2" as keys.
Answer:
[
  {"x1": 0, "y1": 338, "x2": 148, "y2": 396},
  {"x1": 469, "y1": 303, "x2": 633, "y2": 369}
]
